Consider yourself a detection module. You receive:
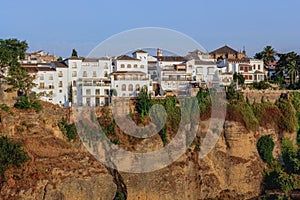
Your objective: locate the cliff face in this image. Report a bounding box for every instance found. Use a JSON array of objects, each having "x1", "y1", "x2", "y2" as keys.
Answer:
[{"x1": 0, "y1": 102, "x2": 287, "y2": 199}]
